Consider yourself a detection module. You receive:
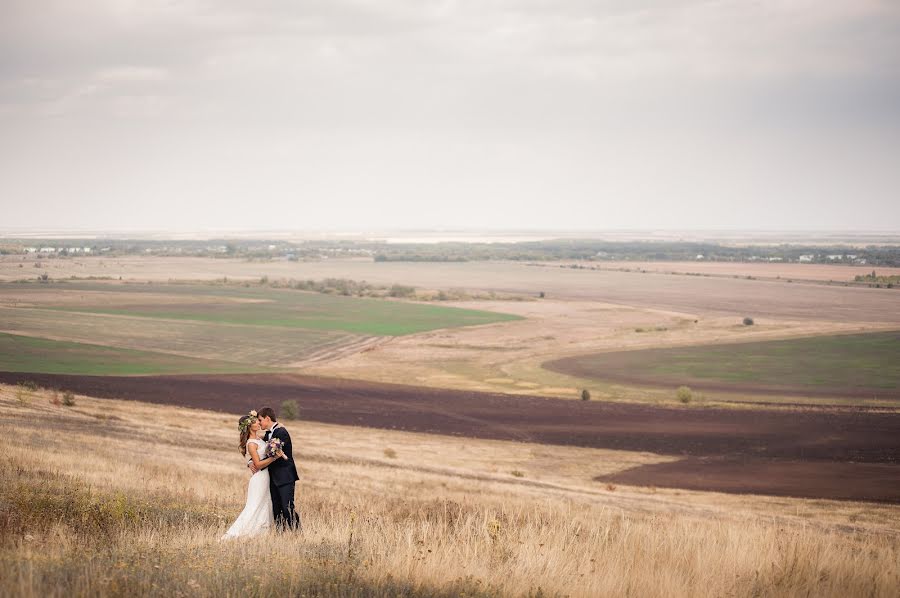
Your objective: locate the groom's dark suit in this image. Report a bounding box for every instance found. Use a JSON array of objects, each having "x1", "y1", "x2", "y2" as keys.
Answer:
[{"x1": 264, "y1": 422, "x2": 301, "y2": 531}]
